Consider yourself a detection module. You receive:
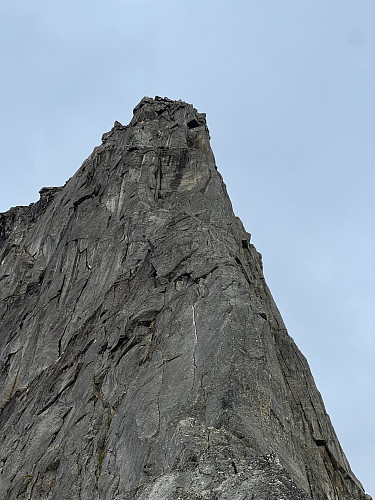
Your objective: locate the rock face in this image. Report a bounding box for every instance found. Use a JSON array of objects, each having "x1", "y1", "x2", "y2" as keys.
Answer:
[{"x1": 0, "y1": 97, "x2": 371, "y2": 500}]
